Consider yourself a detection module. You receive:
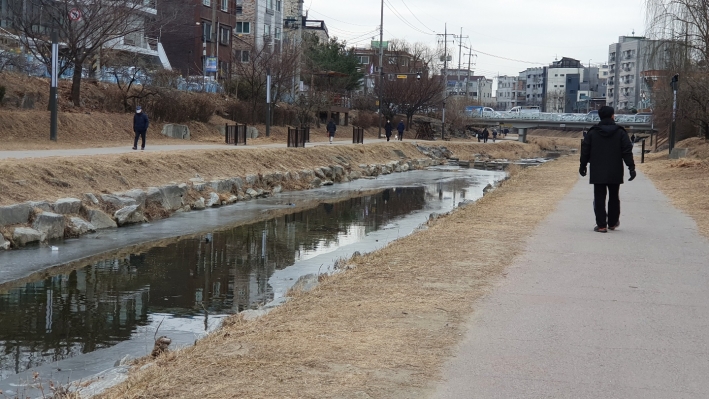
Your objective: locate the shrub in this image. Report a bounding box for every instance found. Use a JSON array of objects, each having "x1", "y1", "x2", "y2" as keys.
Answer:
[{"x1": 146, "y1": 90, "x2": 216, "y2": 123}]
